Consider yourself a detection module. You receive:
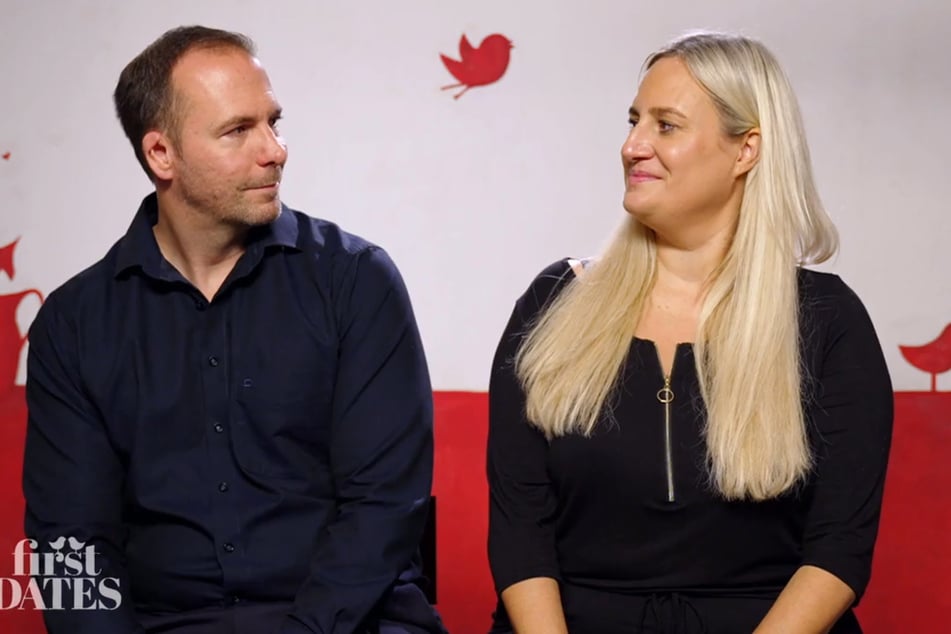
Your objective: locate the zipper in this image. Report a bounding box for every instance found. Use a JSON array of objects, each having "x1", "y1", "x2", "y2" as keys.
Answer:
[{"x1": 655, "y1": 345, "x2": 676, "y2": 503}]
